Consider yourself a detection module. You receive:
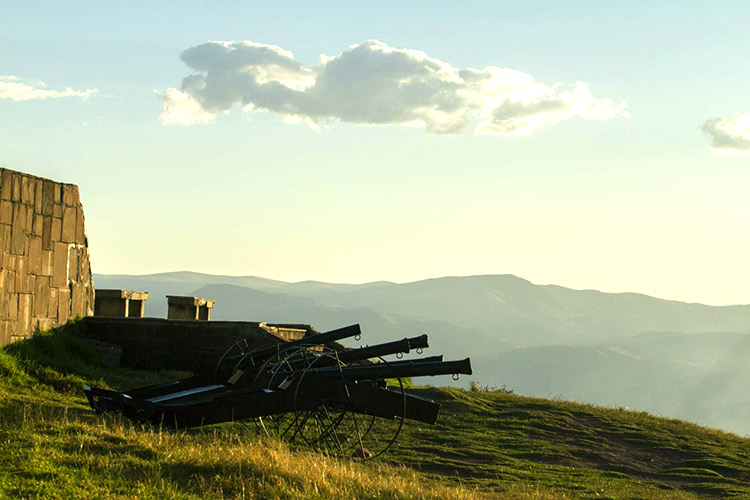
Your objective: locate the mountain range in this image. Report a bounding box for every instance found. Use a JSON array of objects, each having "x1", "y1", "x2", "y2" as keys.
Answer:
[{"x1": 93, "y1": 271, "x2": 750, "y2": 435}]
